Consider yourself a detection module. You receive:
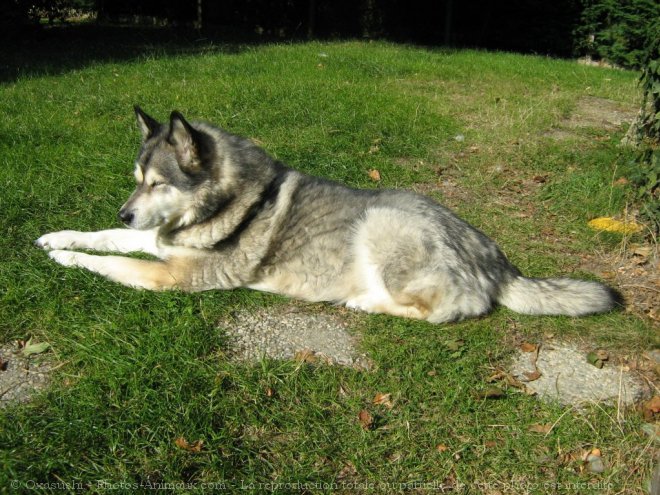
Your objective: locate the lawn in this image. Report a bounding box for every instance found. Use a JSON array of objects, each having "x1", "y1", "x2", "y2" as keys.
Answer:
[{"x1": 0, "y1": 27, "x2": 657, "y2": 493}]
